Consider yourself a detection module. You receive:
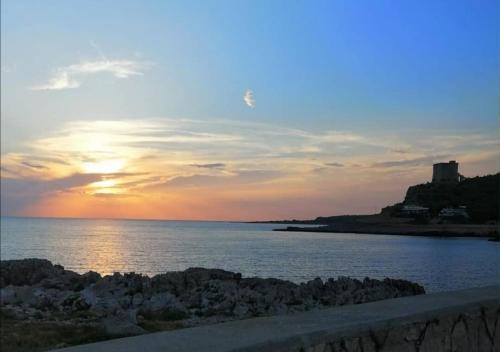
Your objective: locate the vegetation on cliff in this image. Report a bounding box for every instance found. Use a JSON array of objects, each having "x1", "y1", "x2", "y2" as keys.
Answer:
[{"x1": 385, "y1": 173, "x2": 499, "y2": 223}]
